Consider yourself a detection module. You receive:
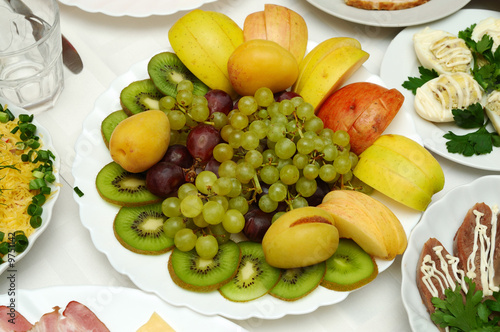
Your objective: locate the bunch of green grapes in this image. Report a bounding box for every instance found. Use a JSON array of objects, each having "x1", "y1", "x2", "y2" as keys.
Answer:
[
  {"x1": 158, "y1": 83, "x2": 369, "y2": 258},
  {"x1": 213, "y1": 87, "x2": 364, "y2": 215},
  {"x1": 161, "y1": 171, "x2": 246, "y2": 260},
  {"x1": 159, "y1": 80, "x2": 229, "y2": 146}
]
